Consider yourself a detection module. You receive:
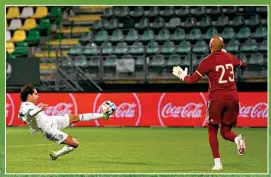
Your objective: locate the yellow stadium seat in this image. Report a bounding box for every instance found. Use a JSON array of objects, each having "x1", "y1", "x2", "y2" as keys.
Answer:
[
  {"x1": 10, "y1": 30, "x2": 26, "y2": 42},
  {"x1": 47, "y1": 39, "x2": 79, "y2": 46},
  {"x1": 34, "y1": 51, "x2": 68, "y2": 58},
  {"x1": 6, "y1": 7, "x2": 20, "y2": 19},
  {"x1": 79, "y1": 6, "x2": 111, "y2": 11},
  {"x1": 40, "y1": 63, "x2": 57, "y2": 70},
  {"x1": 56, "y1": 27, "x2": 90, "y2": 34},
  {"x1": 6, "y1": 41, "x2": 15, "y2": 54},
  {"x1": 69, "y1": 15, "x2": 101, "y2": 22},
  {"x1": 32, "y1": 6, "x2": 48, "y2": 18},
  {"x1": 20, "y1": 18, "x2": 37, "y2": 30}
]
